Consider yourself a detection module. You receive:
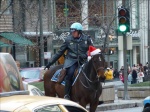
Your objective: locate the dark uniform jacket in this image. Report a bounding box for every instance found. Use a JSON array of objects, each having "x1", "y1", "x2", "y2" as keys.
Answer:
[{"x1": 49, "y1": 34, "x2": 93, "y2": 68}]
